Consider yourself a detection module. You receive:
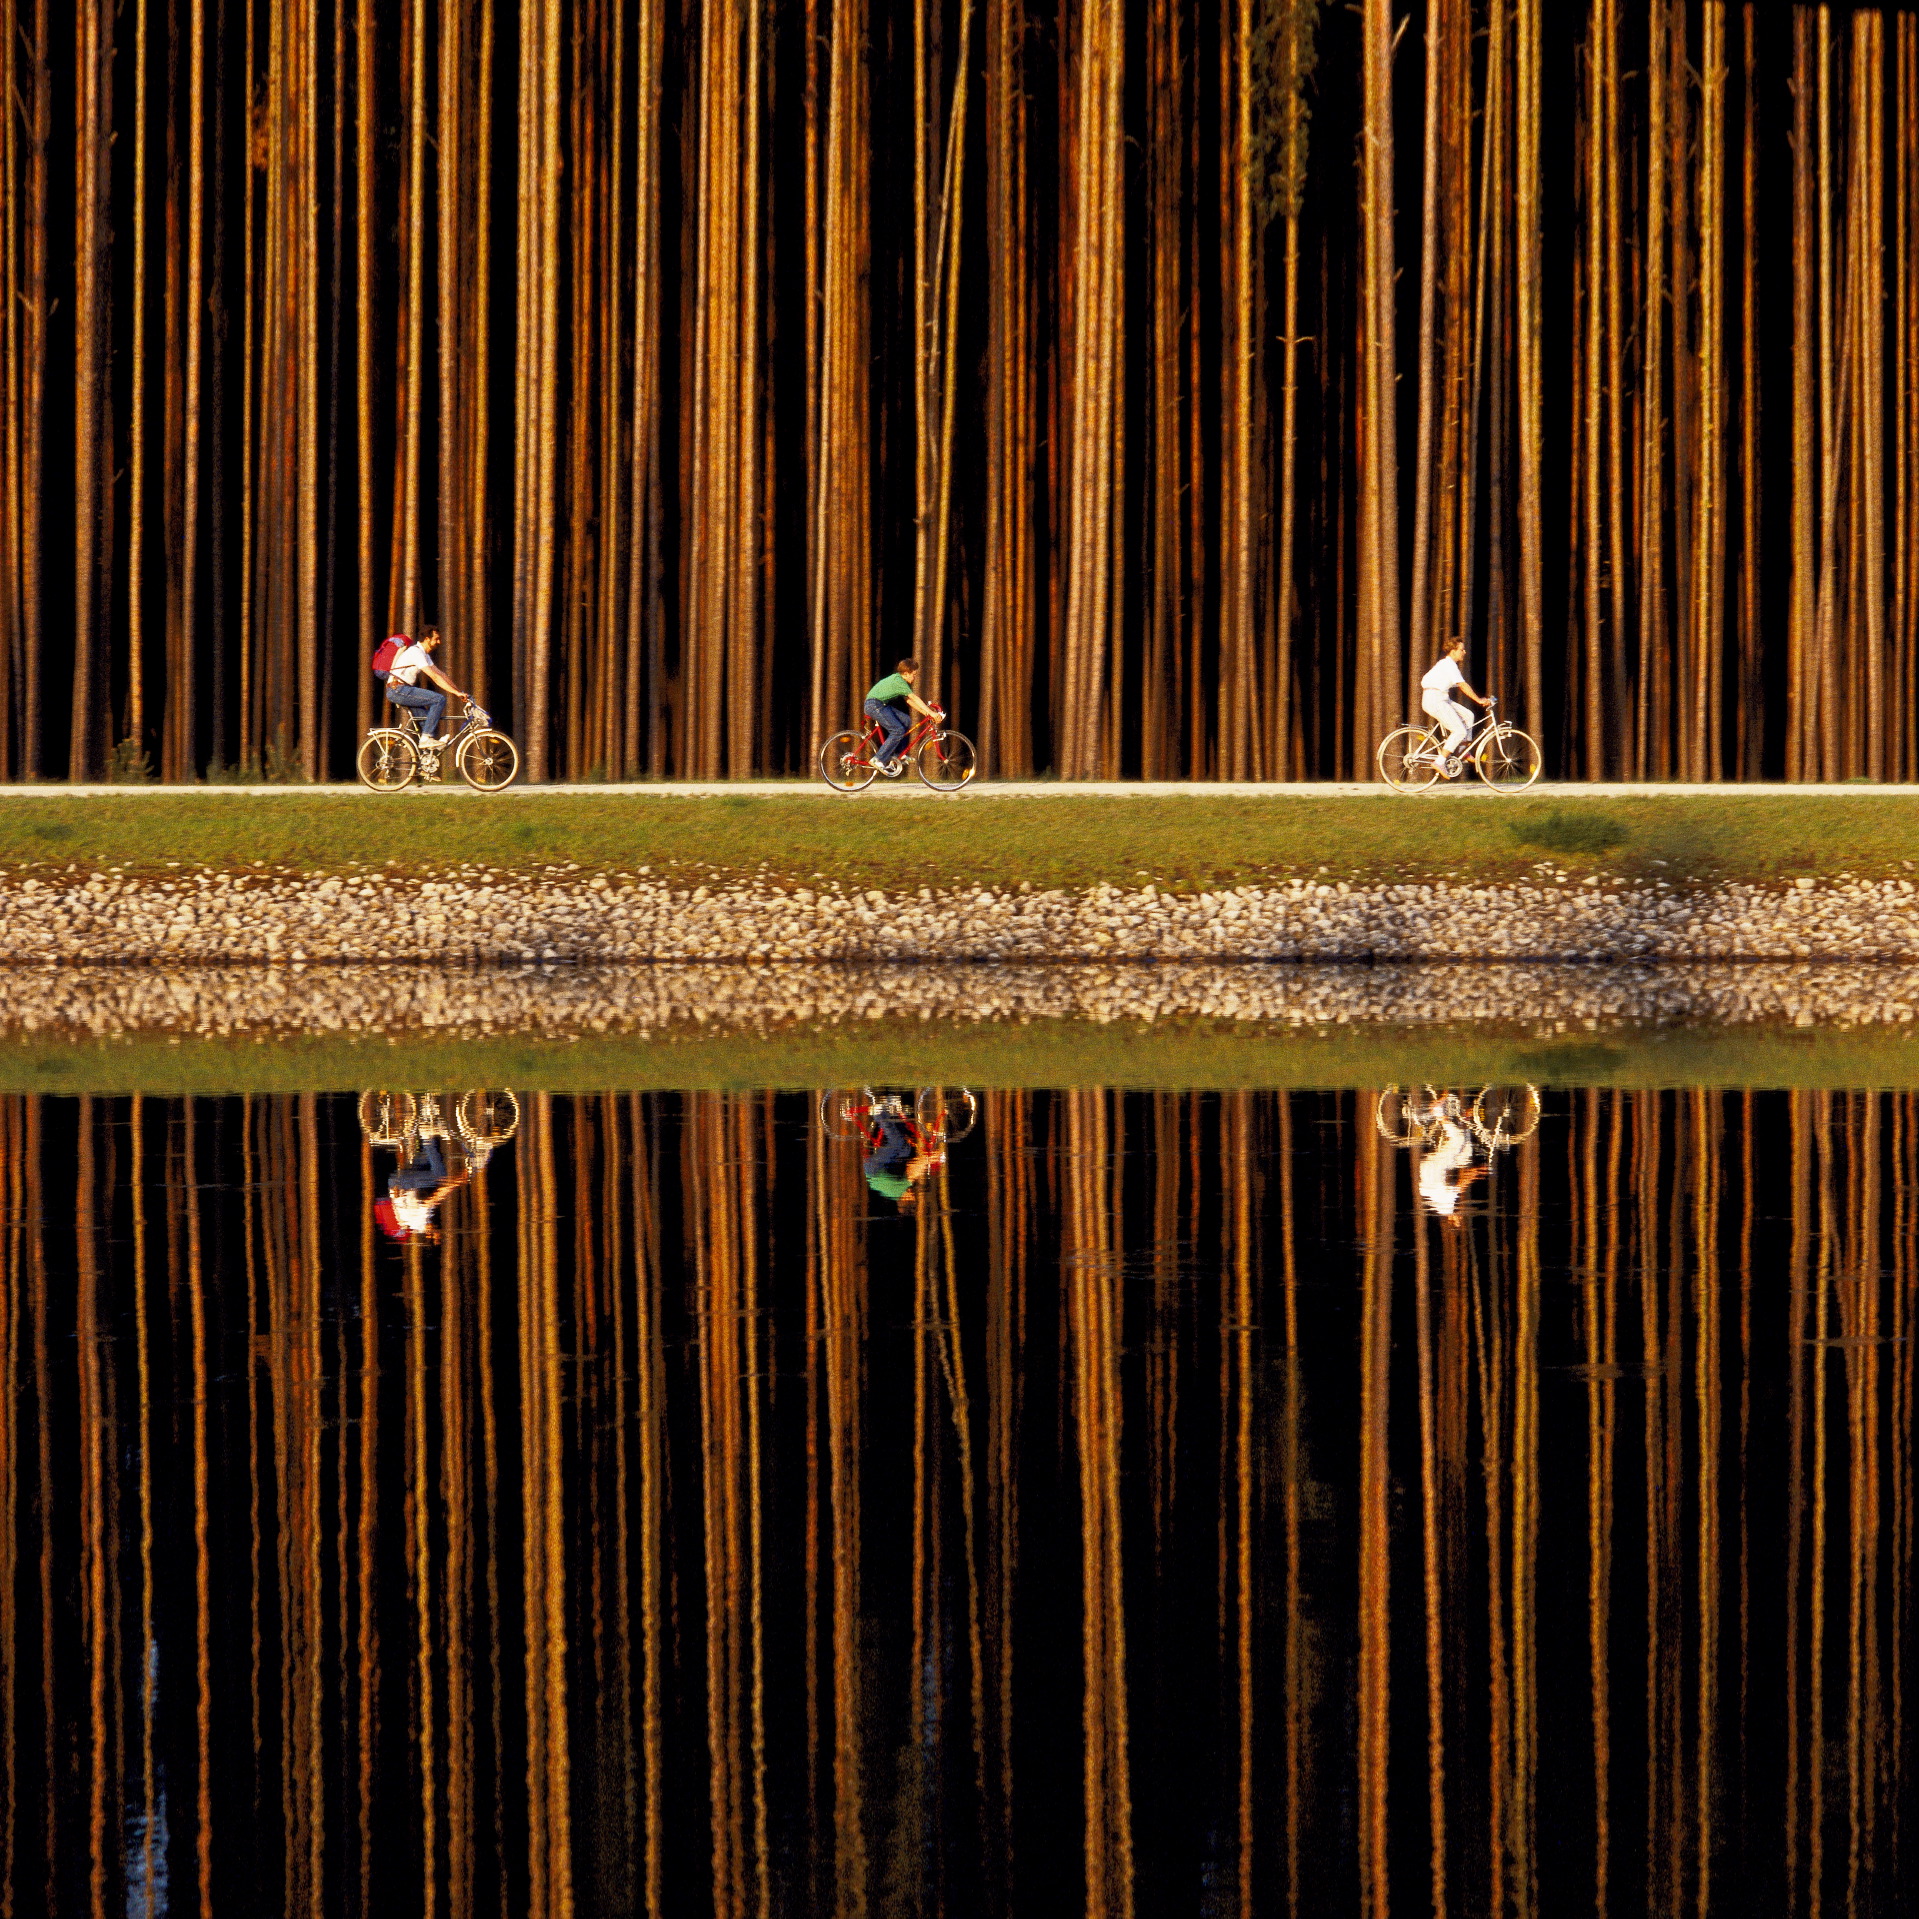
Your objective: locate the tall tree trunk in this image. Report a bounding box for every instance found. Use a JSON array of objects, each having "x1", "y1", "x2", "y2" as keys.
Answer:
[
  {"x1": 71, "y1": 0, "x2": 114, "y2": 780},
  {"x1": 1788, "y1": 4, "x2": 1816, "y2": 780},
  {"x1": 1058, "y1": 0, "x2": 1124, "y2": 780},
  {"x1": 1516, "y1": 0, "x2": 1544, "y2": 751},
  {"x1": 1359, "y1": 0, "x2": 1401, "y2": 771},
  {"x1": 982, "y1": 0, "x2": 1034, "y2": 777}
]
